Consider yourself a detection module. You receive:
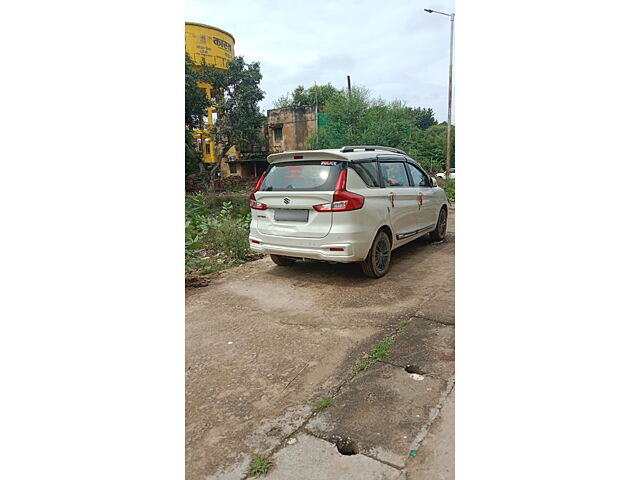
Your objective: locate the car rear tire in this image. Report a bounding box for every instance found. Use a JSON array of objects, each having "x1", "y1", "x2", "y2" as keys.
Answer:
[
  {"x1": 429, "y1": 207, "x2": 448, "y2": 242},
  {"x1": 361, "y1": 230, "x2": 392, "y2": 278},
  {"x1": 270, "y1": 254, "x2": 296, "y2": 266}
]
